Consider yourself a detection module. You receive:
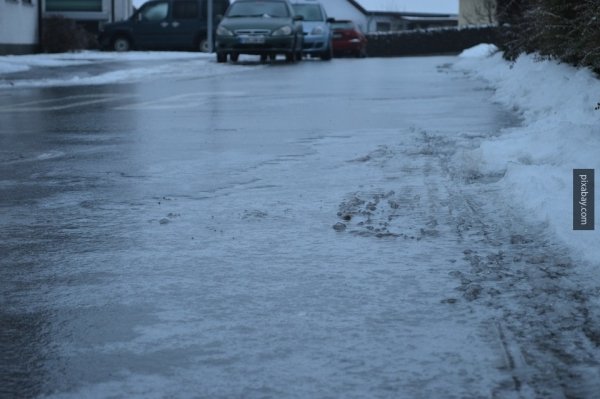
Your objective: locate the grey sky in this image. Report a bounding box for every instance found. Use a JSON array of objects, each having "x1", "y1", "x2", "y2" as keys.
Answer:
[{"x1": 133, "y1": 0, "x2": 459, "y2": 14}]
